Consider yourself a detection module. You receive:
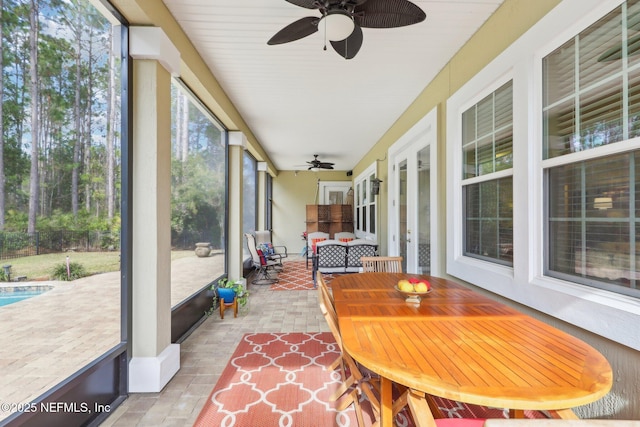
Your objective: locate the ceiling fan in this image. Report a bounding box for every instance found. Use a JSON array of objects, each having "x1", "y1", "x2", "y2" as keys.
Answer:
[
  {"x1": 267, "y1": 0, "x2": 426, "y2": 60},
  {"x1": 306, "y1": 155, "x2": 335, "y2": 170}
]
